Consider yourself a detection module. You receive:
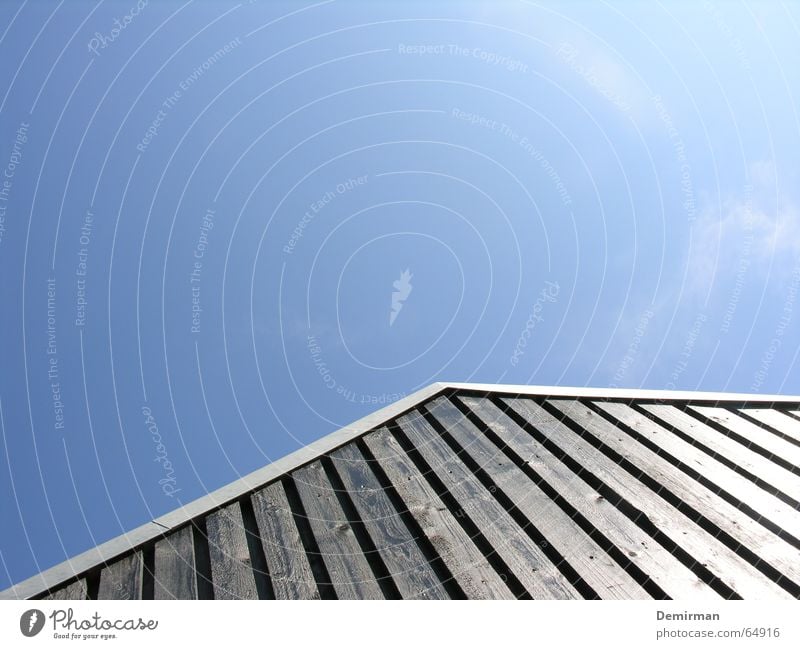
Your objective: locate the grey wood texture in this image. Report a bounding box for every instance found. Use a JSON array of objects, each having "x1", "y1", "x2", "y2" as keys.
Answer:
[
  {"x1": 742, "y1": 409, "x2": 800, "y2": 445},
  {"x1": 42, "y1": 579, "x2": 88, "y2": 600},
  {"x1": 364, "y1": 427, "x2": 515, "y2": 599},
  {"x1": 250, "y1": 481, "x2": 320, "y2": 599},
  {"x1": 6, "y1": 385, "x2": 800, "y2": 601},
  {"x1": 329, "y1": 443, "x2": 451, "y2": 599},
  {"x1": 292, "y1": 460, "x2": 384, "y2": 599},
  {"x1": 507, "y1": 397, "x2": 792, "y2": 599},
  {"x1": 598, "y1": 402, "x2": 800, "y2": 541},
  {"x1": 397, "y1": 410, "x2": 581, "y2": 599},
  {"x1": 205, "y1": 502, "x2": 259, "y2": 600},
  {"x1": 691, "y1": 406, "x2": 800, "y2": 469},
  {"x1": 427, "y1": 397, "x2": 650, "y2": 600},
  {"x1": 644, "y1": 405, "x2": 800, "y2": 502},
  {"x1": 98, "y1": 551, "x2": 143, "y2": 600},
  {"x1": 464, "y1": 396, "x2": 720, "y2": 600},
  {"x1": 153, "y1": 525, "x2": 197, "y2": 600}
]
